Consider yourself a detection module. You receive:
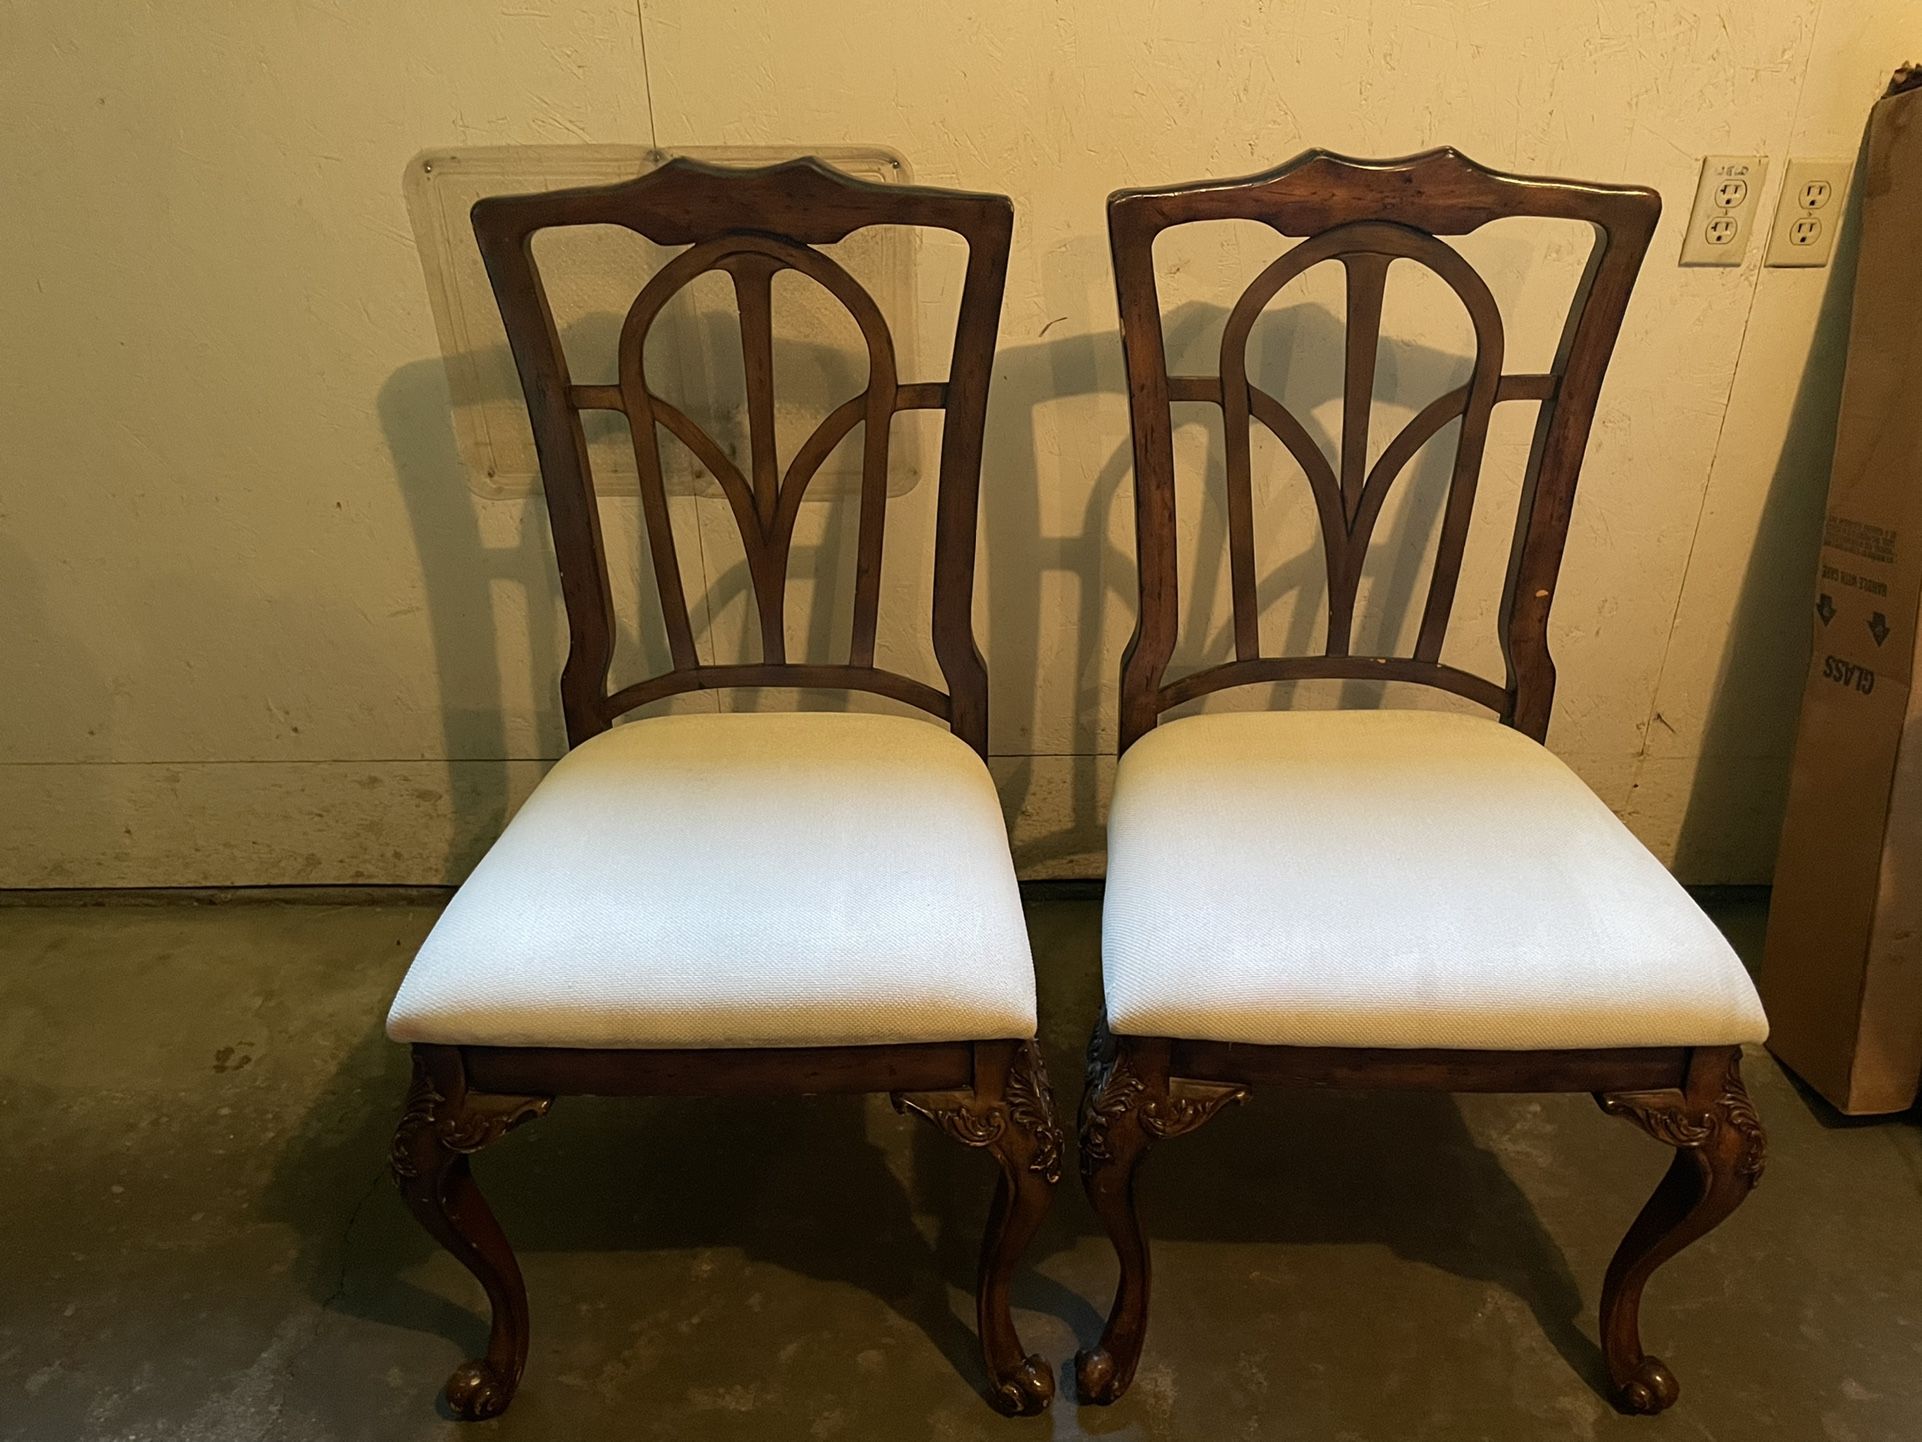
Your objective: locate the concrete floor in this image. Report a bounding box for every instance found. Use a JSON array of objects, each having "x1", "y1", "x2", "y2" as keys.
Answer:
[{"x1": 1, "y1": 891, "x2": 1919, "y2": 1441}]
